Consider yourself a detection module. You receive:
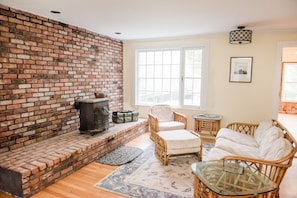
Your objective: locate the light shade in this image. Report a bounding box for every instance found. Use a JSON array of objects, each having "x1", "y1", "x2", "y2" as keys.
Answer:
[{"x1": 229, "y1": 26, "x2": 252, "y2": 44}]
